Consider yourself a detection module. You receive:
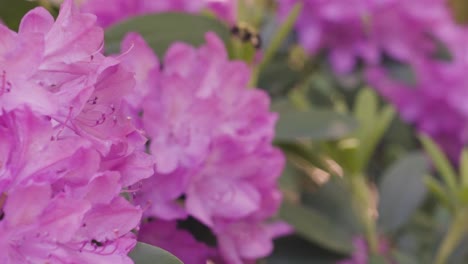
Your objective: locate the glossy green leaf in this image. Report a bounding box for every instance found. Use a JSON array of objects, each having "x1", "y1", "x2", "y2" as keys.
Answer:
[
  {"x1": 0, "y1": 0, "x2": 38, "y2": 31},
  {"x1": 279, "y1": 201, "x2": 353, "y2": 254},
  {"x1": 105, "y1": 12, "x2": 230, "y2": 56},
  {"x1": 275, "y1": 110, "x2": 357, "y2": 141},
  {"x1": 420, "y1": 135, "x2": 458, "y2": 193},
  {"x1": 129, "y1": 242, "x2": 183, "y2": 264},
  {"x1": 378, "y1": 152, "x2": 429, "y2": 232}
]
